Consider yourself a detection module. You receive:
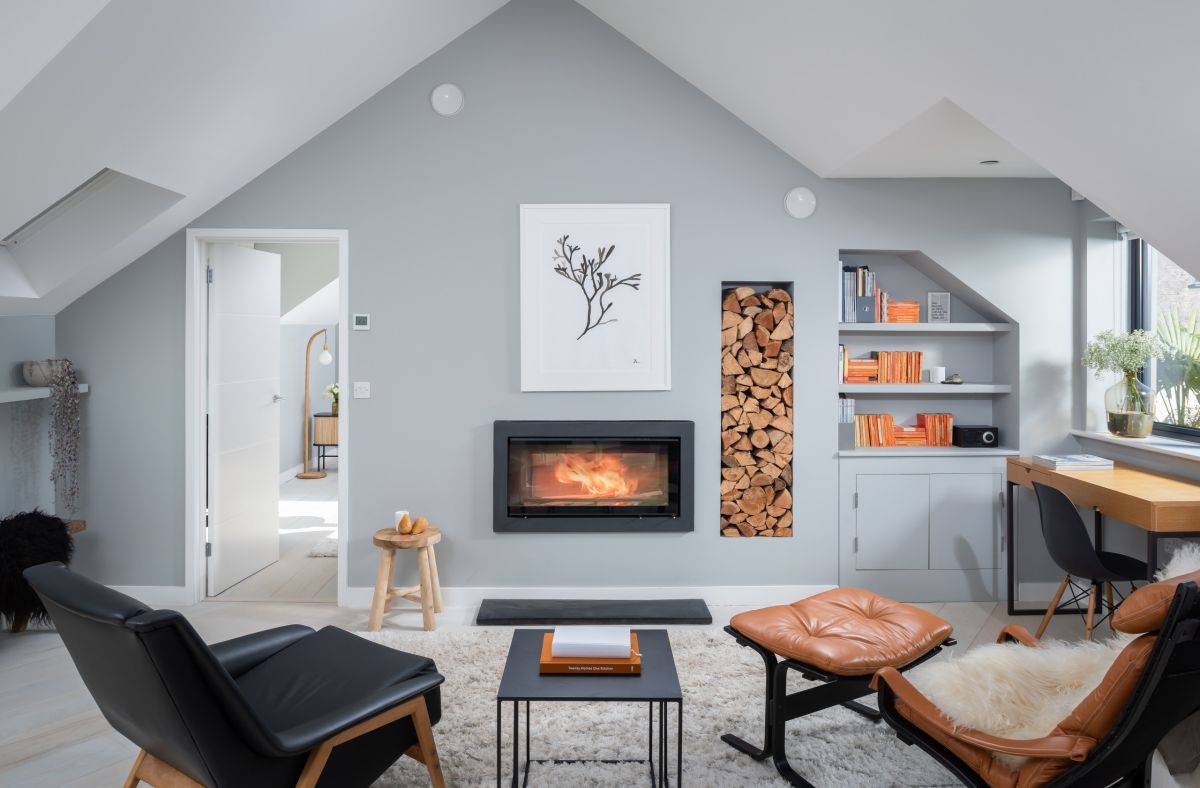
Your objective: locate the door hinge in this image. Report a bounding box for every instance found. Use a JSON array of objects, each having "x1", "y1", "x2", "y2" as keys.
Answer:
[
  {"x1": 205, "y1": 542, "x2": 212, "y2": 557},
  {"x1": 852, "y1": 492, "x2": 858, "y2": 509},
  {"x1": 853, "y1": 536, "x2": 859, "y2": 553},
  {"x1": 206, "y1": 267, "x2": 213, "y2": 284}
]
